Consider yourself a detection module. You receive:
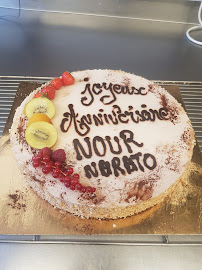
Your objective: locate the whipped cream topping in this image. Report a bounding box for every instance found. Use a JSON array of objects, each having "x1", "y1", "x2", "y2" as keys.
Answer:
[{"x1": 10, "y1": 70, "x2": 195, "y2": 209}]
